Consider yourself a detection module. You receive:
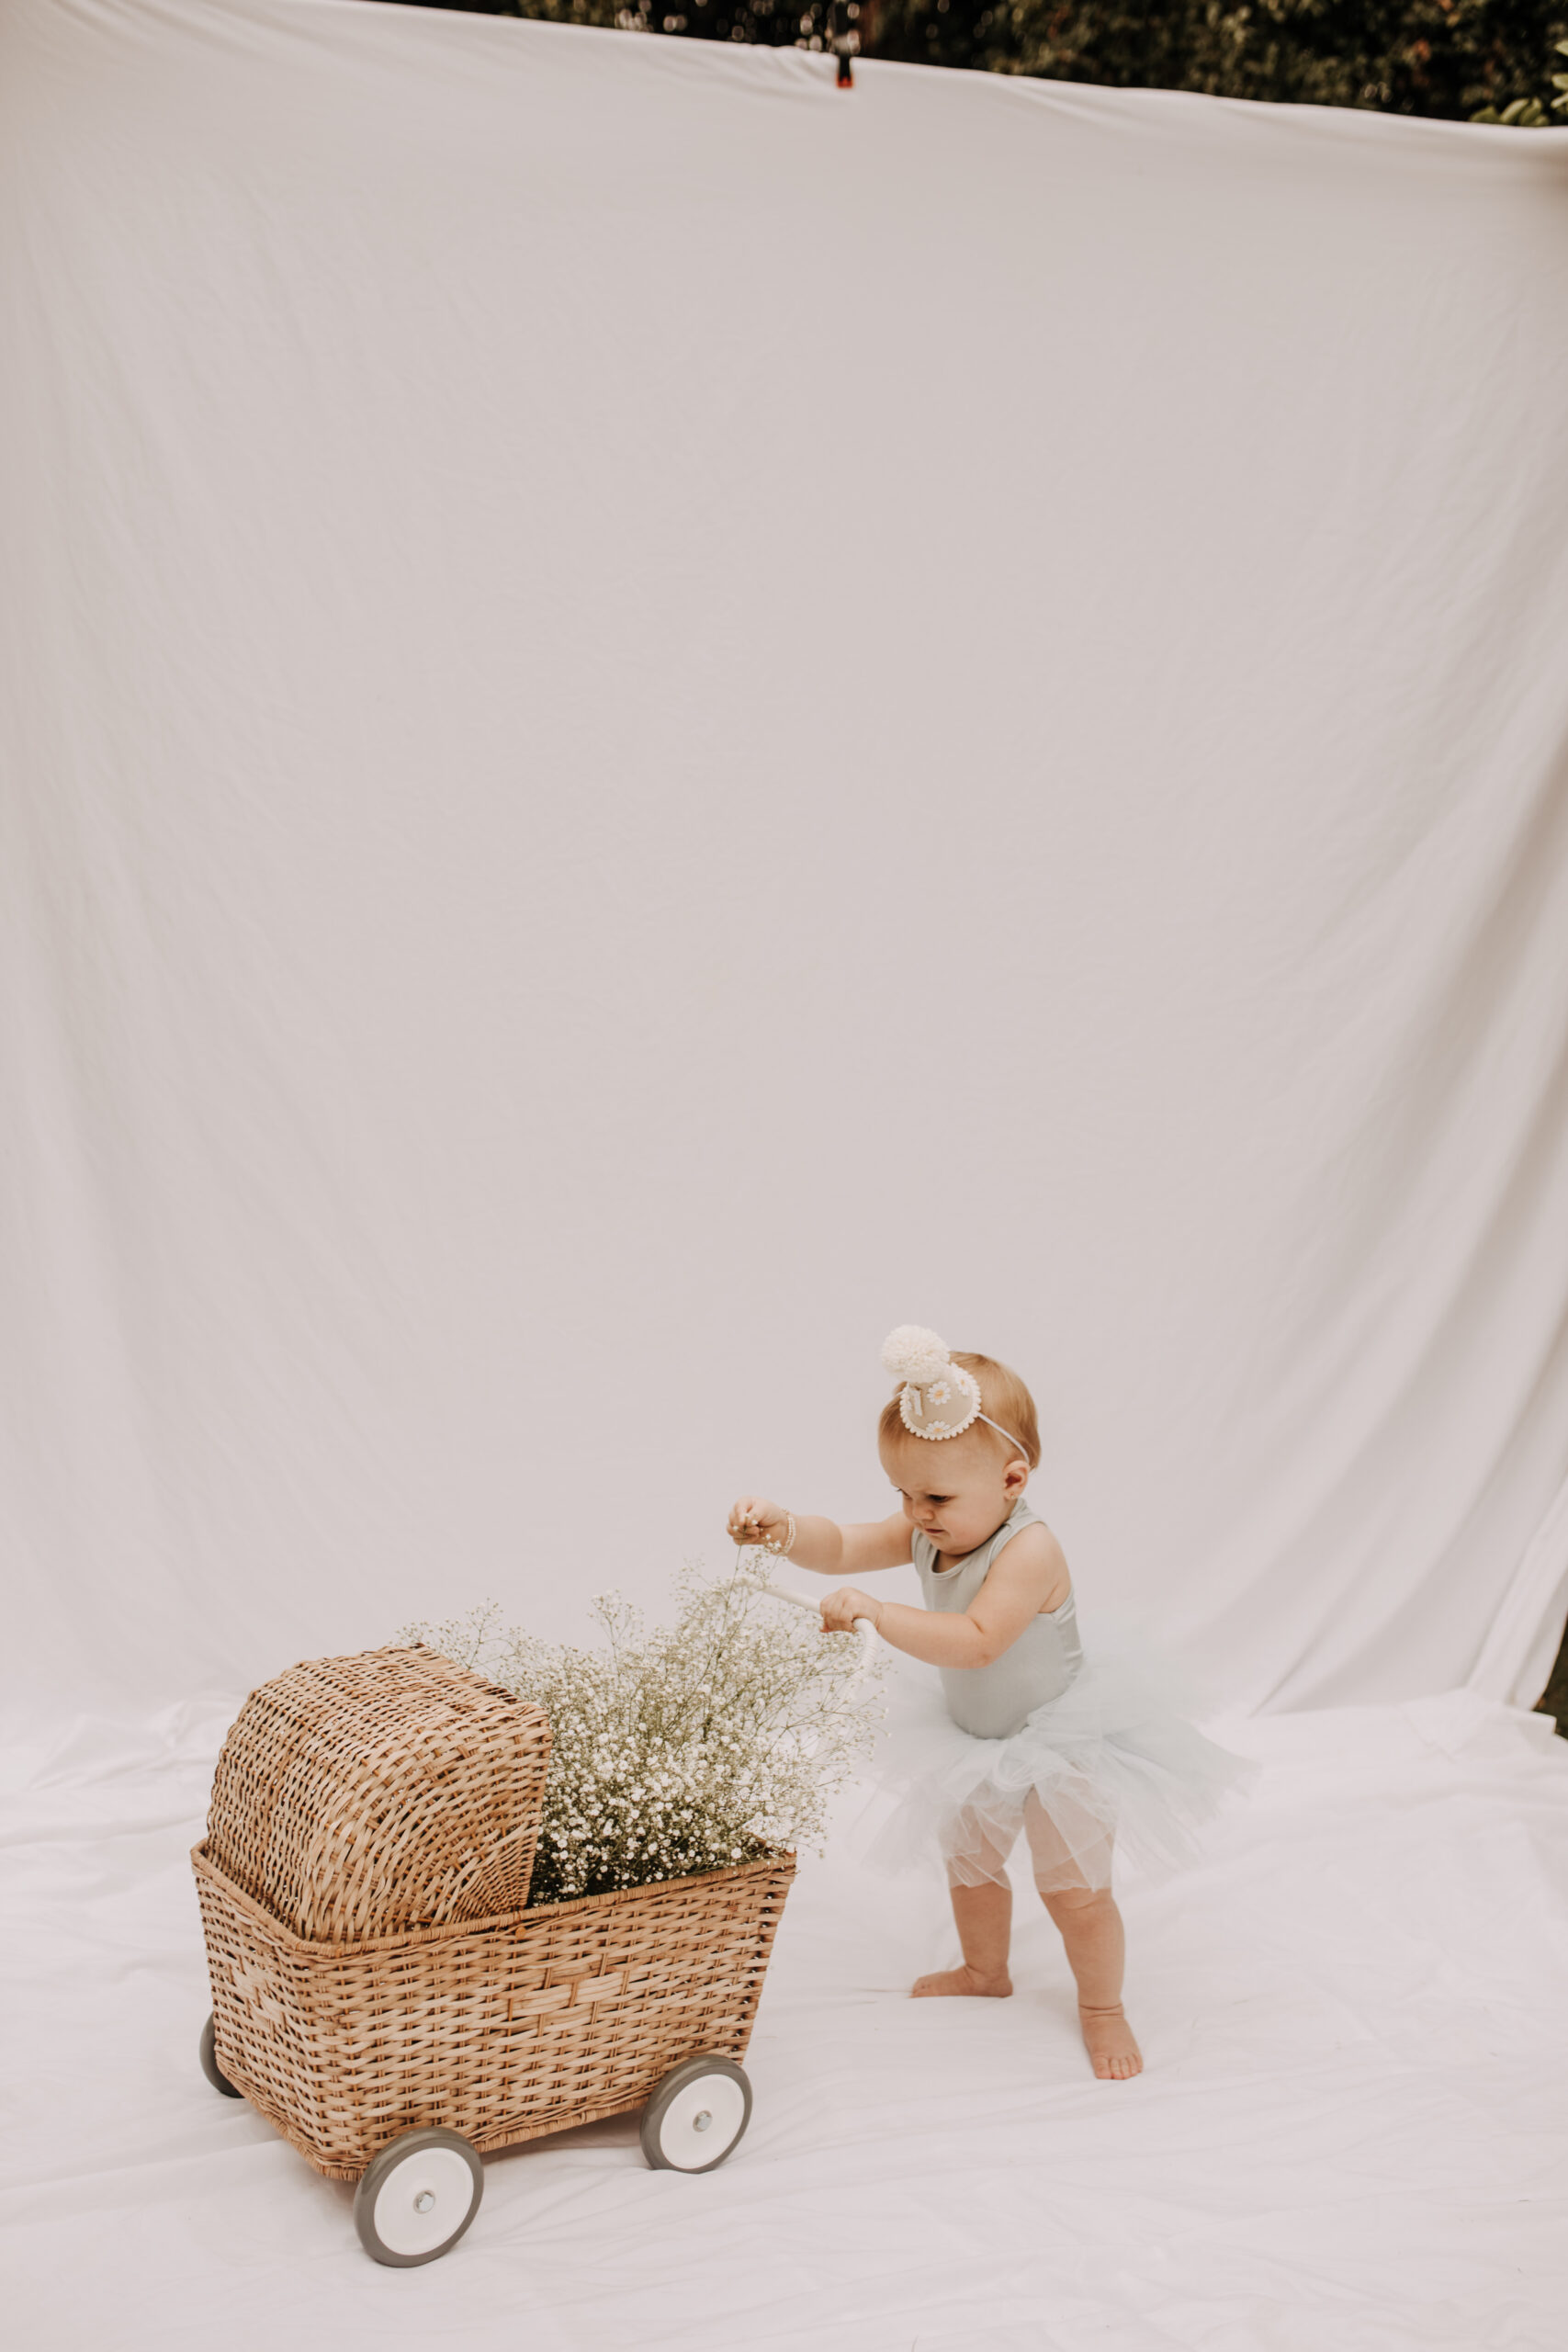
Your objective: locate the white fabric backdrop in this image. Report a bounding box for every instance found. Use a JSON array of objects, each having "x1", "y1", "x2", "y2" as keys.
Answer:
[
  {"x1": 5, "y1": 0, "x2": 1568, "y2": 1727},
  {"x1": 6, "y1": 14, "x2": 1568, "y2": 2347}
]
